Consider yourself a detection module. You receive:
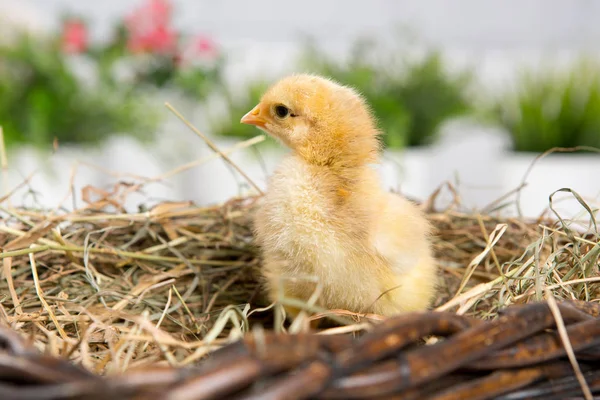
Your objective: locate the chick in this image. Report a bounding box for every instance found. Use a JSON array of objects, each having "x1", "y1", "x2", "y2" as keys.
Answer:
[{"x1": 241, "y1": 74, "x2": 437, "y2": 318}]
